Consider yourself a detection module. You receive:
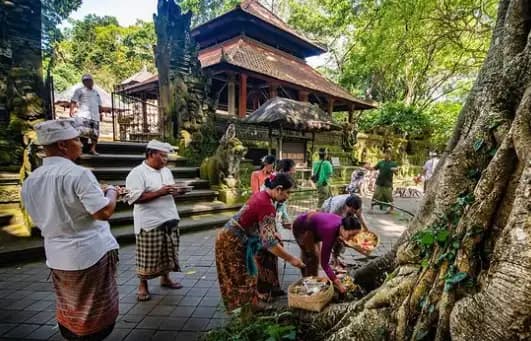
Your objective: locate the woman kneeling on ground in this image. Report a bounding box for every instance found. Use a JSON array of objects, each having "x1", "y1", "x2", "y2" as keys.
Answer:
[
  {"x1": 293, "y1": 212, "x2": 361, "y2": 293},
  {"x1": 215, "y1": 173, "x2": 305, "y2": 311}
]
